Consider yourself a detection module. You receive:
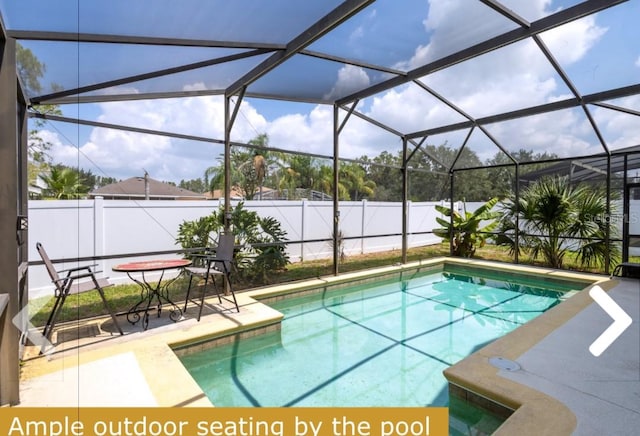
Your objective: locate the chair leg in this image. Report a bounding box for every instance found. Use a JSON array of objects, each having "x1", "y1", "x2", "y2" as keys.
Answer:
[
  {"x1": 42, "y1": 292, "x2": 67, "y2": 344},
  {"x1": 215, "y1": 275, "x2": 223, "y2": 304},
  {"x1": 194, "y1": 273, "x2": 239, "y2": 321},
  {"x1": 197, "y1": 275, "x2": 212, "y2": 322},
  {"x1": 228, "y1": 282, "x2": 240, "y2": 313},
  {"x1": 184, "y1": 274, "x2": 195, "y2": 313},
  {"x1": 95, "y1": 287, "x2": 124, "y2": 335}
]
